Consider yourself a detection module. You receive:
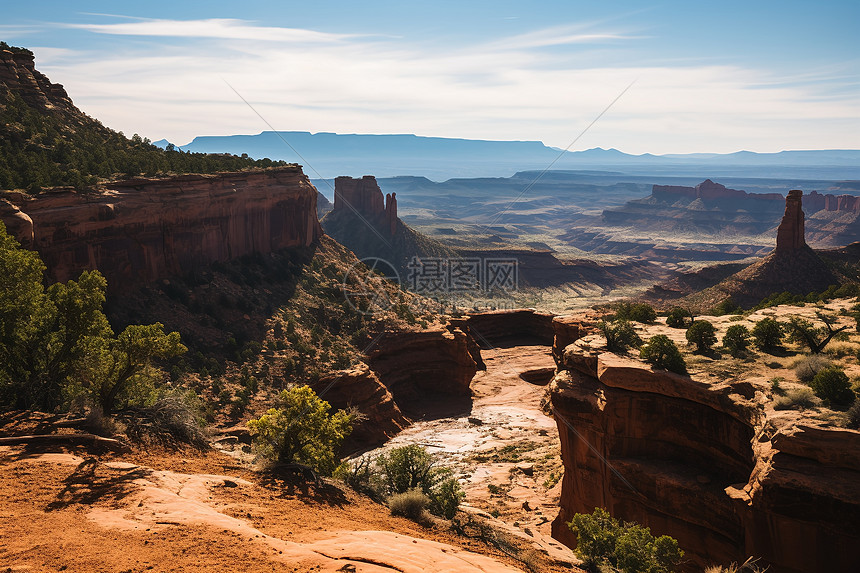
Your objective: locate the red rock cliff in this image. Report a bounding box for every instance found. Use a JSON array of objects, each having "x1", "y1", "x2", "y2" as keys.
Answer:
[
  {"x1": 332, "y1": 175, "x2": 397, "y2": 237},
  {"x1": 0, "y1": 167, "x2": 322, "y2": 292},
  {"x1": 0, "y1": 48, "x2": 75, "y2": 112},
  {"x1": 775, "y1": 190, "x2": 805, "y2": 251},
  {"x1": 550, "y1": 337, "x2": 860, "y2": 572}
]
